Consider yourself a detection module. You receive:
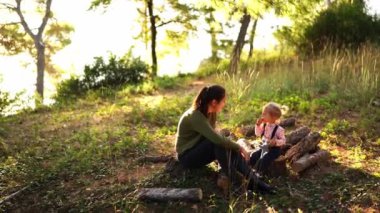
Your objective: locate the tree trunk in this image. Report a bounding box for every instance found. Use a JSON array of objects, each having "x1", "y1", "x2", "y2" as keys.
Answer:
[
  {"x1": 137, "y1": 188, "x2": 203, "y2": 202},
  {"x1": 208, "y1": 11, "x2": 218, "y2": 61},
  {"x1": 147, "y1": 0, "x2": 157, "y2": 77},
  {"x1": 247, "y1": 18, "x2": 258, "y2": 59},
  {"x1": 35, "y1": 40, "x2": 45, "y2": 107},
  {"x1": 326, "y1": 0, "x2": 332, "y2": 7},
  {"x1": 228, "y1": 12, "x2": 251, "y2": 73}
]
